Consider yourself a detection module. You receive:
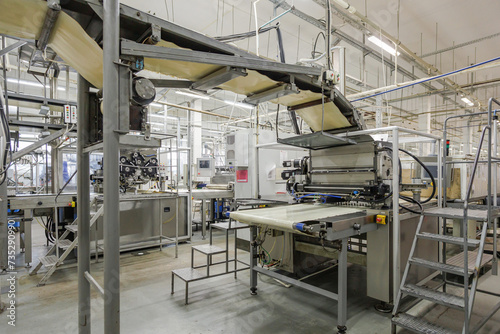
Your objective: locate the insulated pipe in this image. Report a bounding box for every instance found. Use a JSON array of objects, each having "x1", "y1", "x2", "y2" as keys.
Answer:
[
  {"x1": 102, "y1": 0, "x2": 121, "y2": 333},
  {"x1": 325, "y1": 0, "x2": 332, "y2": 70},
  {"x1": 253, "y1": 0, "x2": 261, "y2": 56},
  {"x1": 156, "y1": 101, "x2": 231, "y2": 119}
]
